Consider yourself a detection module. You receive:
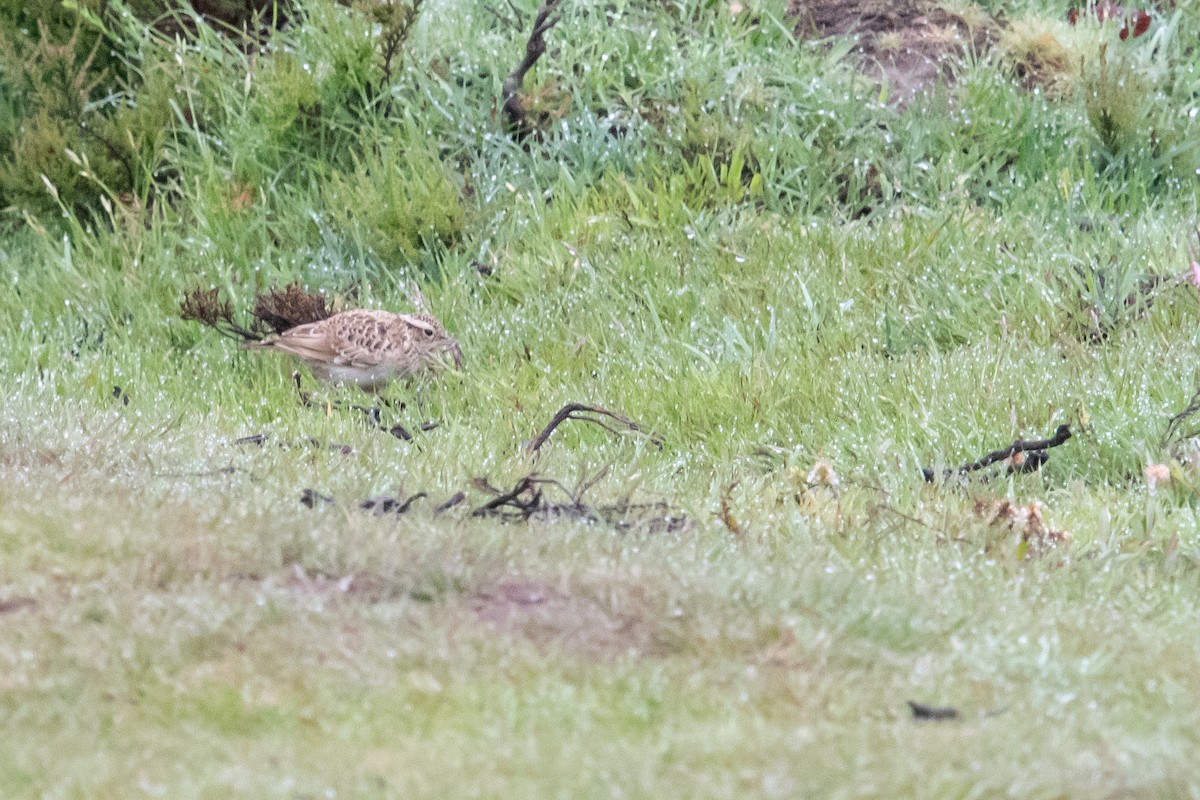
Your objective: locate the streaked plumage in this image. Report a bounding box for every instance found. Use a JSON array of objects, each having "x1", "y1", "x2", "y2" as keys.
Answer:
[{"x1": 244, "y1": 309, "x2": 462, "y2": 391}]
